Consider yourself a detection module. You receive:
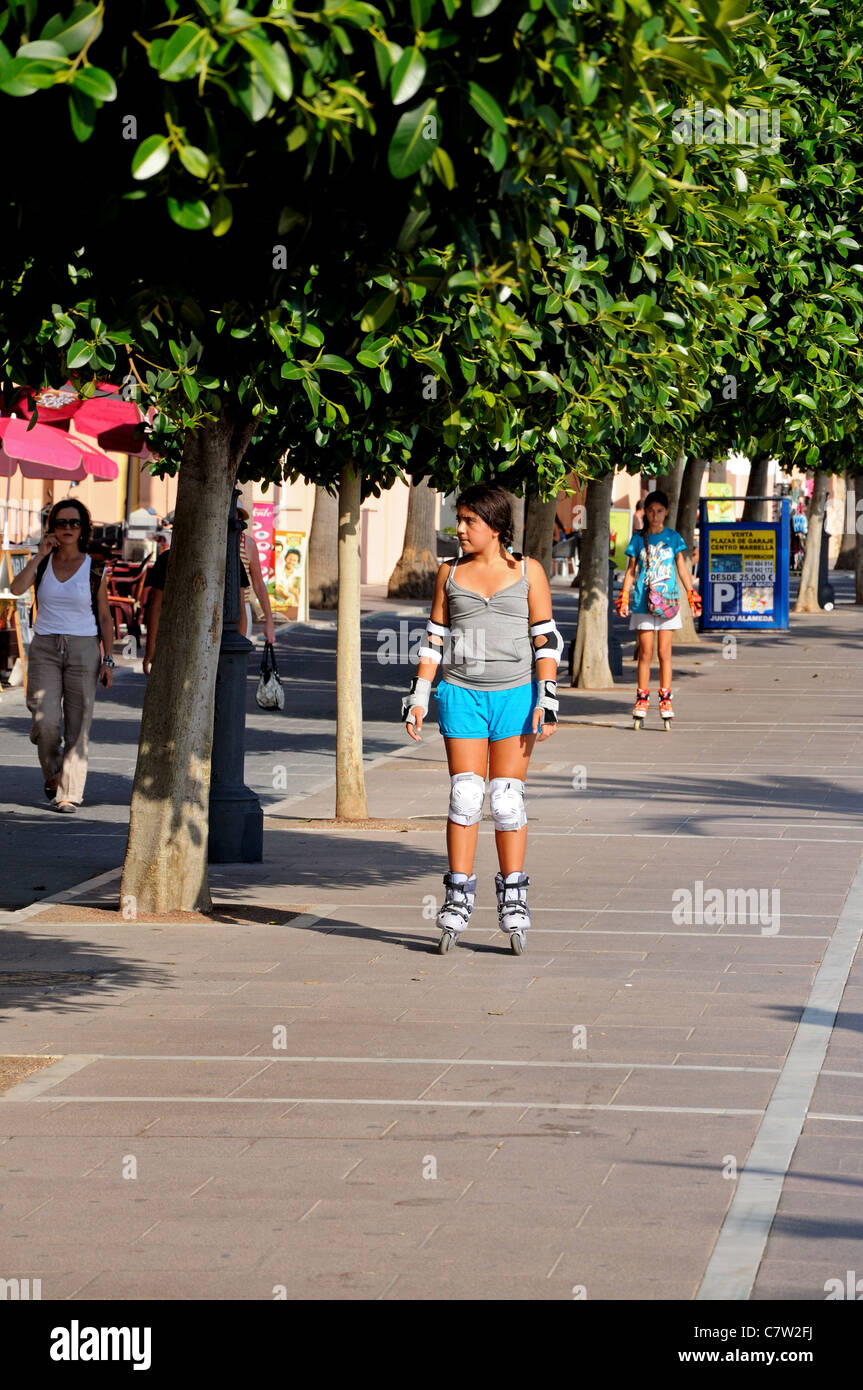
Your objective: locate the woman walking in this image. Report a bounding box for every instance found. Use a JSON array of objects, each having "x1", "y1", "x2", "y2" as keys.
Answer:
[
  {"x1": 402, "y1": 485, "x2": 563, "y2": 954},
  {"x1": 237, "y1": 507, "x2": 276, "y2": 645},
  {"x1": 11, "y1": 499, "x2": 115, "y2": 811},
  {"x1": 615, "y1": 489, "x2": 701, "y2": 730}
]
